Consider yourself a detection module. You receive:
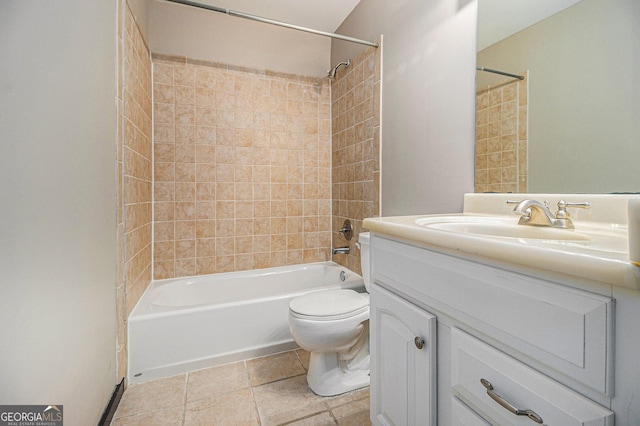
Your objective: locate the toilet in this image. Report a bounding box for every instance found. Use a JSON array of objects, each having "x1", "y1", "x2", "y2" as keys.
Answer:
[{"x1": 288, "y1": 232, "x2": 371, "y2": 396}]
